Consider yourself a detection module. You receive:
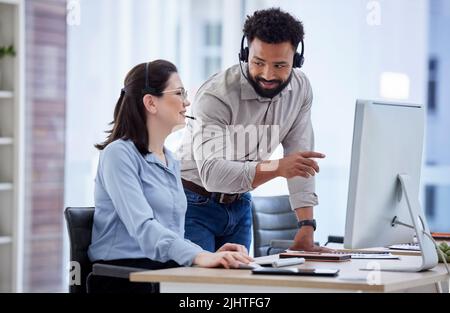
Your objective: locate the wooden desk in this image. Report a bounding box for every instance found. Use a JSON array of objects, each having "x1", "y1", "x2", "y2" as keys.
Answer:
[{"x1": 130, "y1": 254, "x2": 449, "y2": 293}]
